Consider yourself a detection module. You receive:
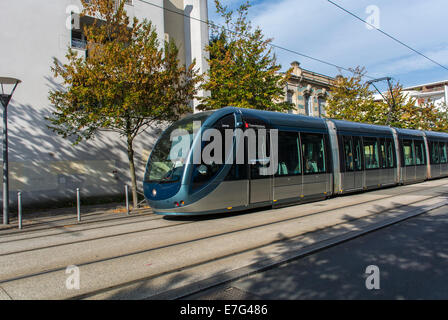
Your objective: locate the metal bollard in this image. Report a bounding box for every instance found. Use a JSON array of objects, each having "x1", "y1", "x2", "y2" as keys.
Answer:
[
  {"x1": 18, "y1": 192, "x2": 22, "y2": 230},
  {"x1": 125, "y1": 185, "x2": 130, "y2": 216},
  {"x1": 76, "y1": 188, "x2": 81, "y2": 222}
]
